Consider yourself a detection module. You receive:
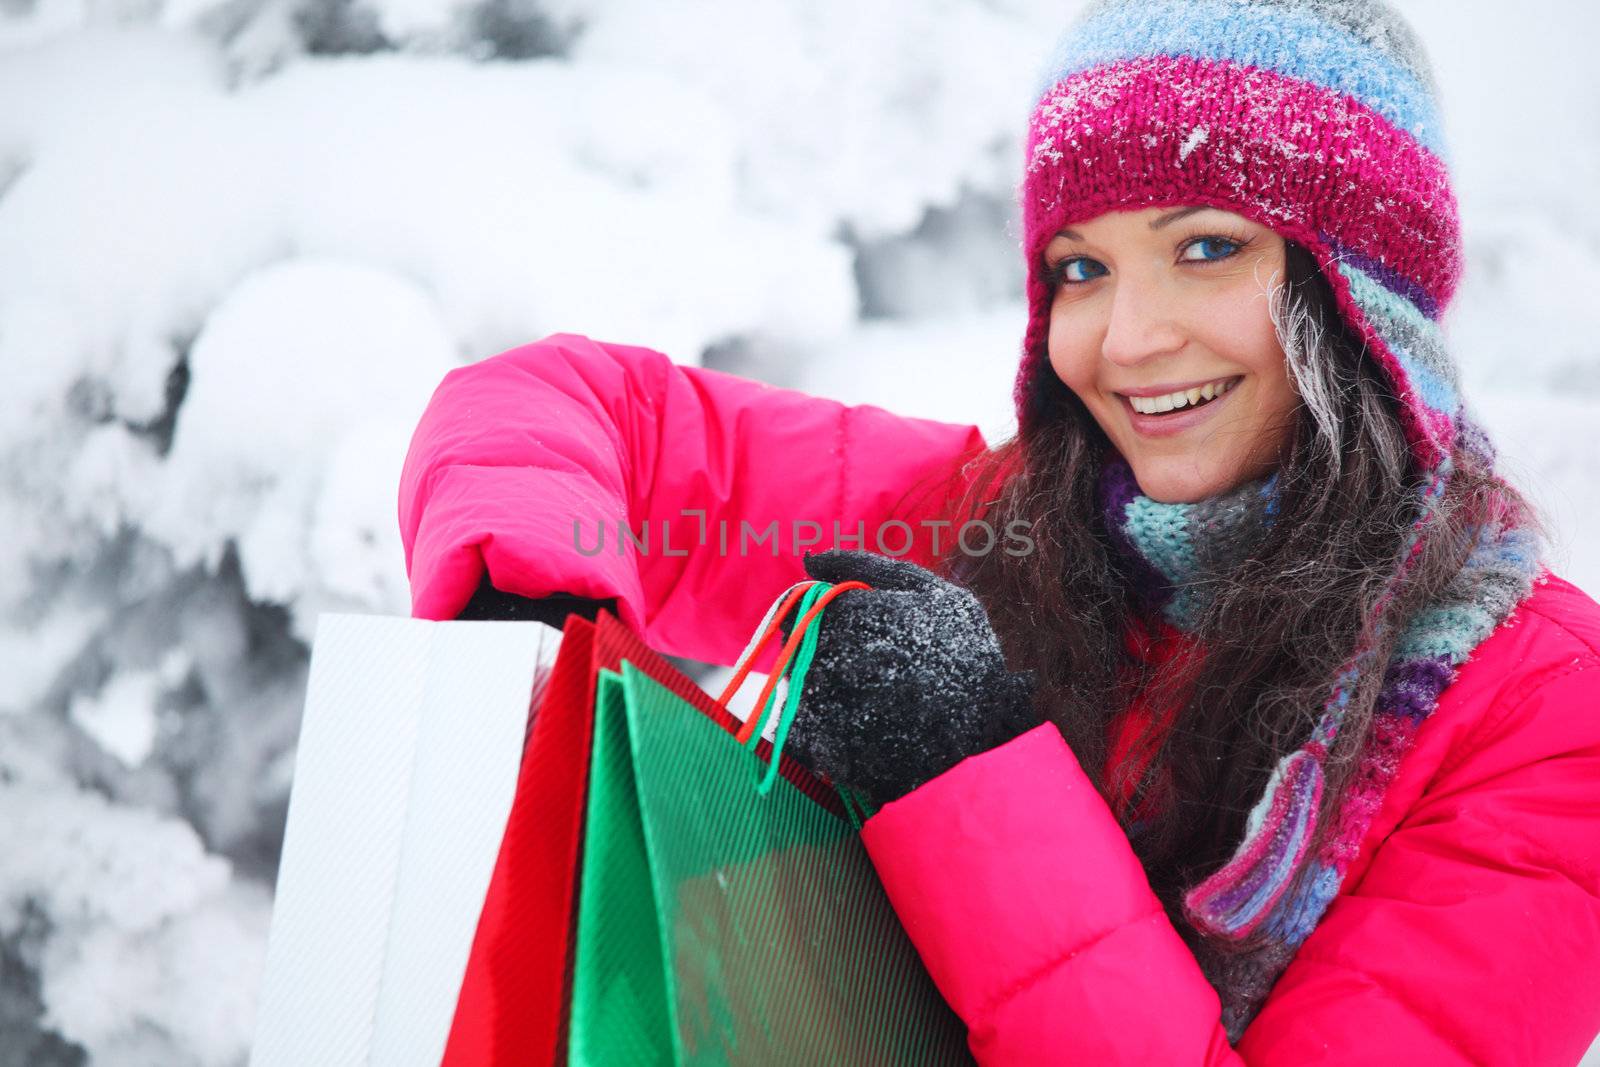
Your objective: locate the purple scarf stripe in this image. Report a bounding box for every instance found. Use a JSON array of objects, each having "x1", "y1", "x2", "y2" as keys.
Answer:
[{"x1": 1375, "y1": 654, "x2": 1456, "y2": 725}]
